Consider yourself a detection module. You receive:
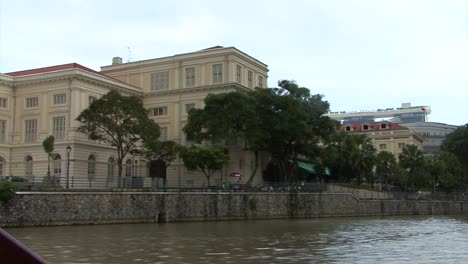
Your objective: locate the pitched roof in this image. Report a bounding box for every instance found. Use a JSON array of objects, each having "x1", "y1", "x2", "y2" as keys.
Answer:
[
  {"x1": 5, "y1": 63, "x2": 106, "y2": 77},
  {"x1": 338, "y1": 121, "x2": 408, "y2": 132}
]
